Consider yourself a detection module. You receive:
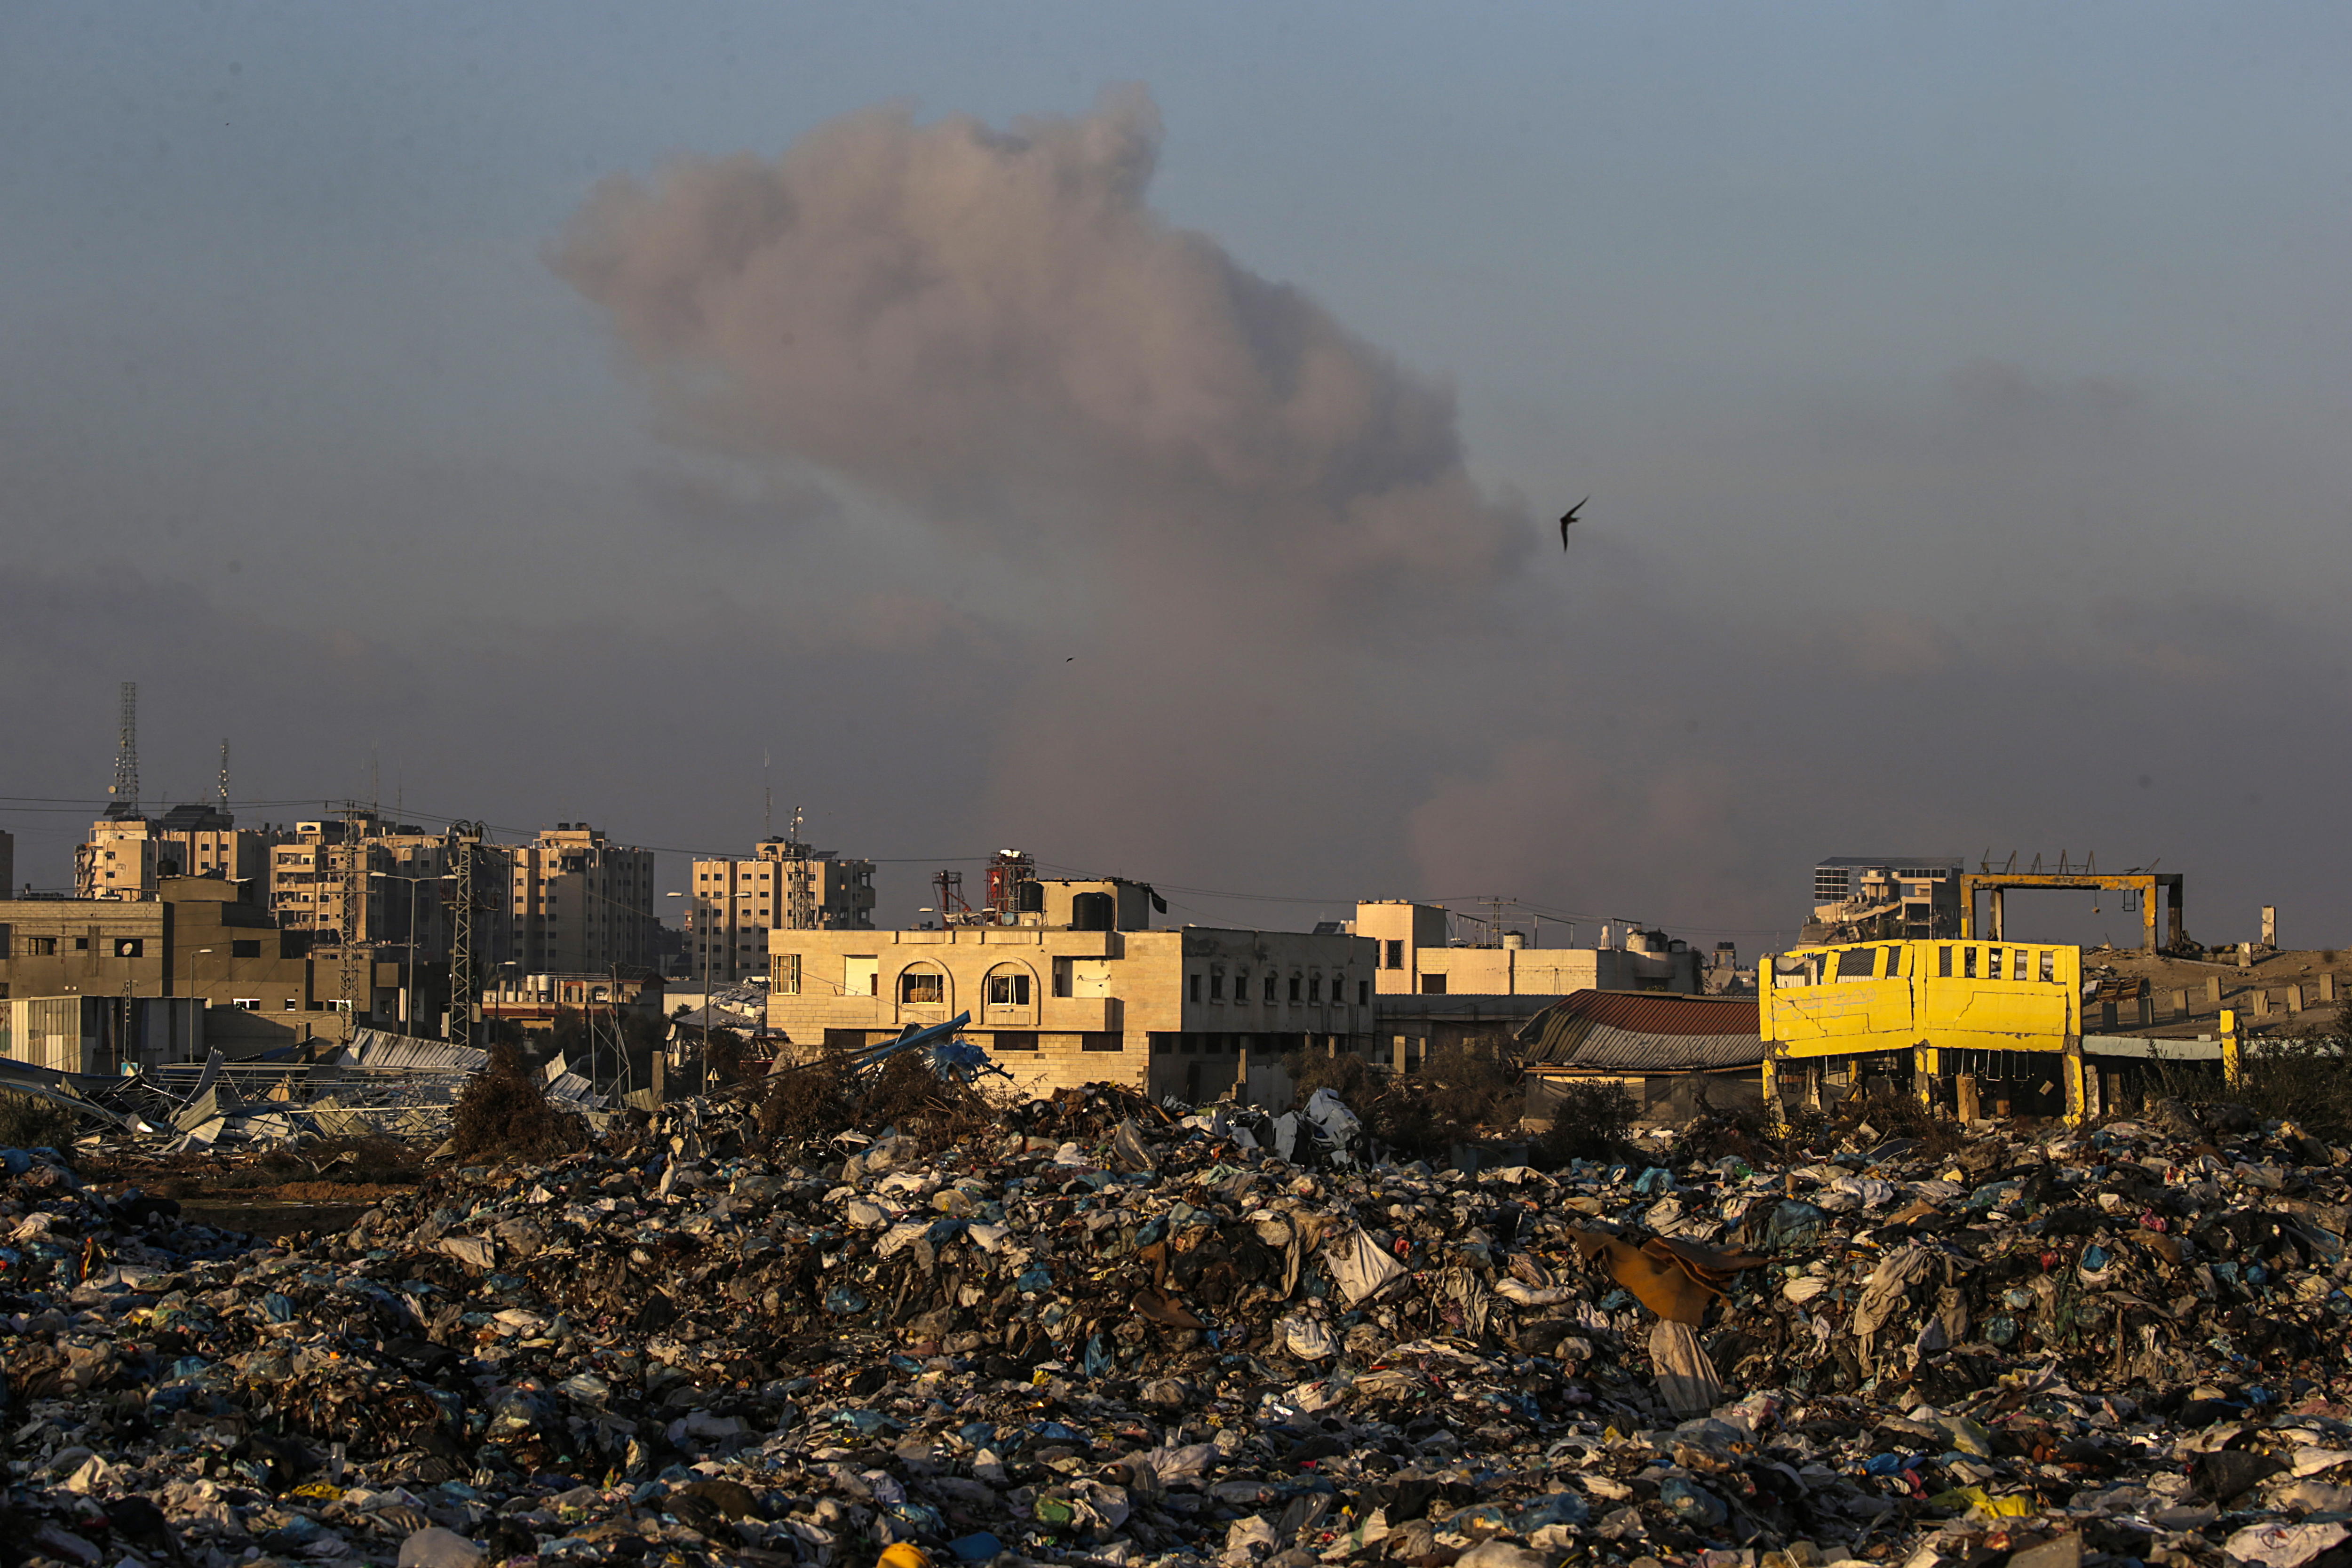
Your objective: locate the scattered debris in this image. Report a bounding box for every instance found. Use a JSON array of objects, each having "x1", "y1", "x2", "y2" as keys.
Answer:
[{"x1": 6, "y1": 1081, "x2": 2352, "y2": 1568}]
